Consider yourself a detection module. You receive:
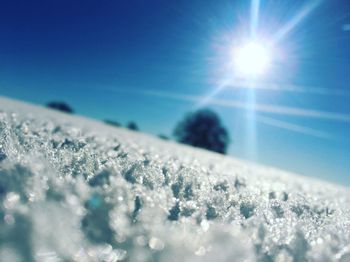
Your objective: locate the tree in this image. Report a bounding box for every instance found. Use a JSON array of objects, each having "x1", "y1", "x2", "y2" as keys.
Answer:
[
  {"x1": 158, "y1": 134, "x2": 169, "y2": 140},
  {"x1": 127, "y1": 122, "x2": 139, "y2": 131},
  {"x1": 46, "y1": 101, "x2": 74, "y2": 114},
  {"x1": 173, "y1": 109, "x2": 230, "y2": 154},
  {"x1": 104, "y1": 119, "x2": 121, "y2": 127}
]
